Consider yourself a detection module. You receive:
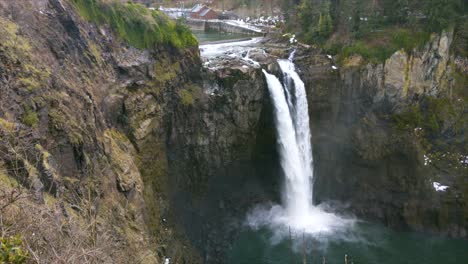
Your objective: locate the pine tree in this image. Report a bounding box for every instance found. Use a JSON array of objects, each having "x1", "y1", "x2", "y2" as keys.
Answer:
[
  {"x1": 325, "y1": 12, "x2": 333, "y2": 36},
  {"x1": 318, "y1": 13, "x2": 325, "y2": 36}
]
